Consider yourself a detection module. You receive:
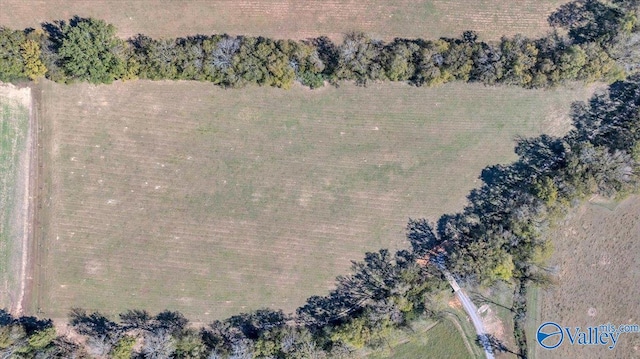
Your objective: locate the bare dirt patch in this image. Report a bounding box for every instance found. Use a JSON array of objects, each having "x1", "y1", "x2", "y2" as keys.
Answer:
[
  {"x1": 478, "y1": 304, "x2": 506, "y2": 343},
  {"x1": 0, "y1": 84, "x2": 31, "y2": 108},
  {"x1": 449, "y1": 296, "x2": 462, "y2": 310}
]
